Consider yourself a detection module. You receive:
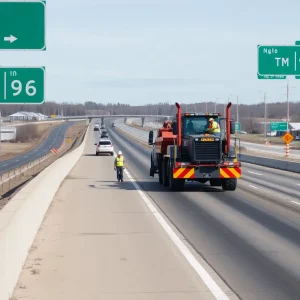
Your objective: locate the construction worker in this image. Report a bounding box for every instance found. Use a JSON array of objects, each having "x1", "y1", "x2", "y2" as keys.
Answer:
[
  {"x1": 207, "y1": 118, "x2": 221, "y2": 136},
  {"x1": 114, "y1": 151, "x2": 125, "y2": 182}
]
